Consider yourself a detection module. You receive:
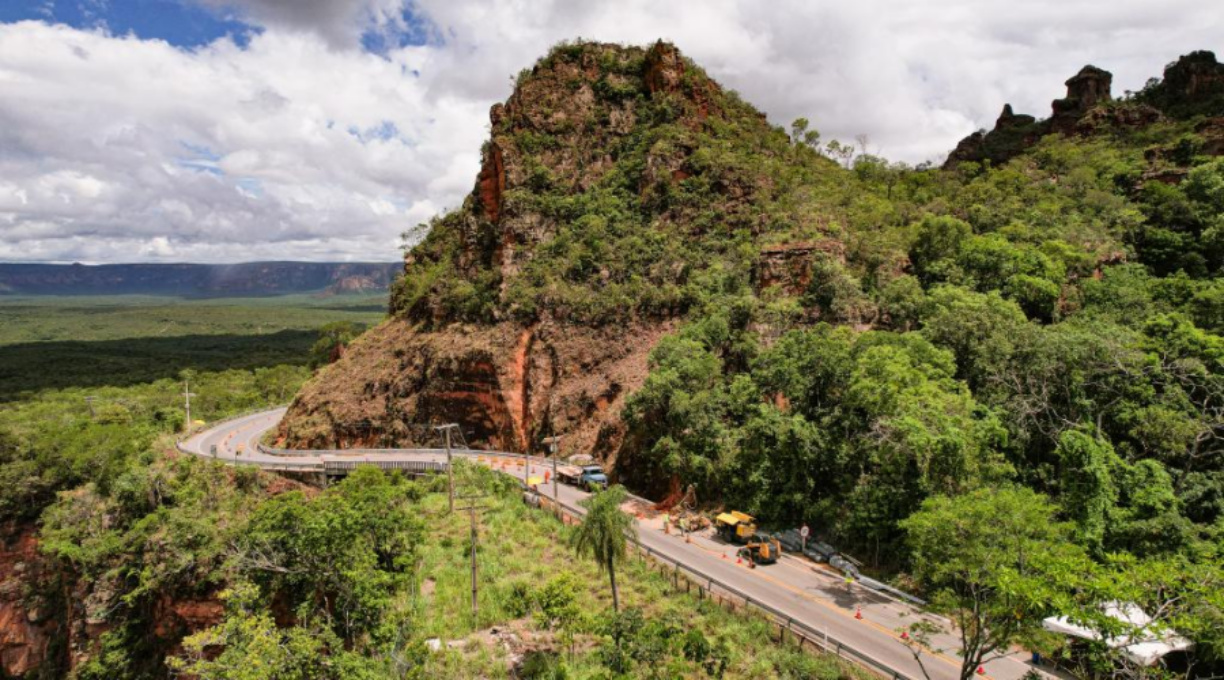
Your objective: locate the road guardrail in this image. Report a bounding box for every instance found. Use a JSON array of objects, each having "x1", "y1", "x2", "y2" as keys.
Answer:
[{"x1": 188, "y1": 411, "x2": 917, "y2": 680}]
